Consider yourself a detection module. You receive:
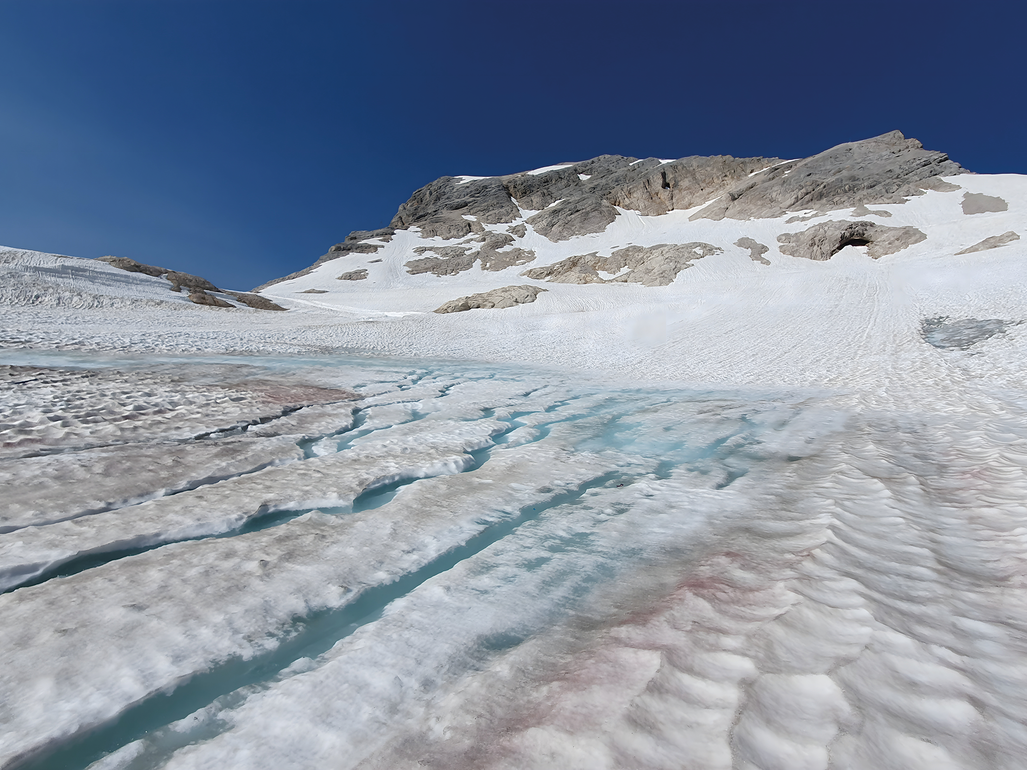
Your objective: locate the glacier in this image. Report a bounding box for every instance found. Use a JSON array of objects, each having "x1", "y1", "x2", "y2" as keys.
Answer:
[{"x1": 2, "y1": 132, "x2": 1027, "y2": 769}]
